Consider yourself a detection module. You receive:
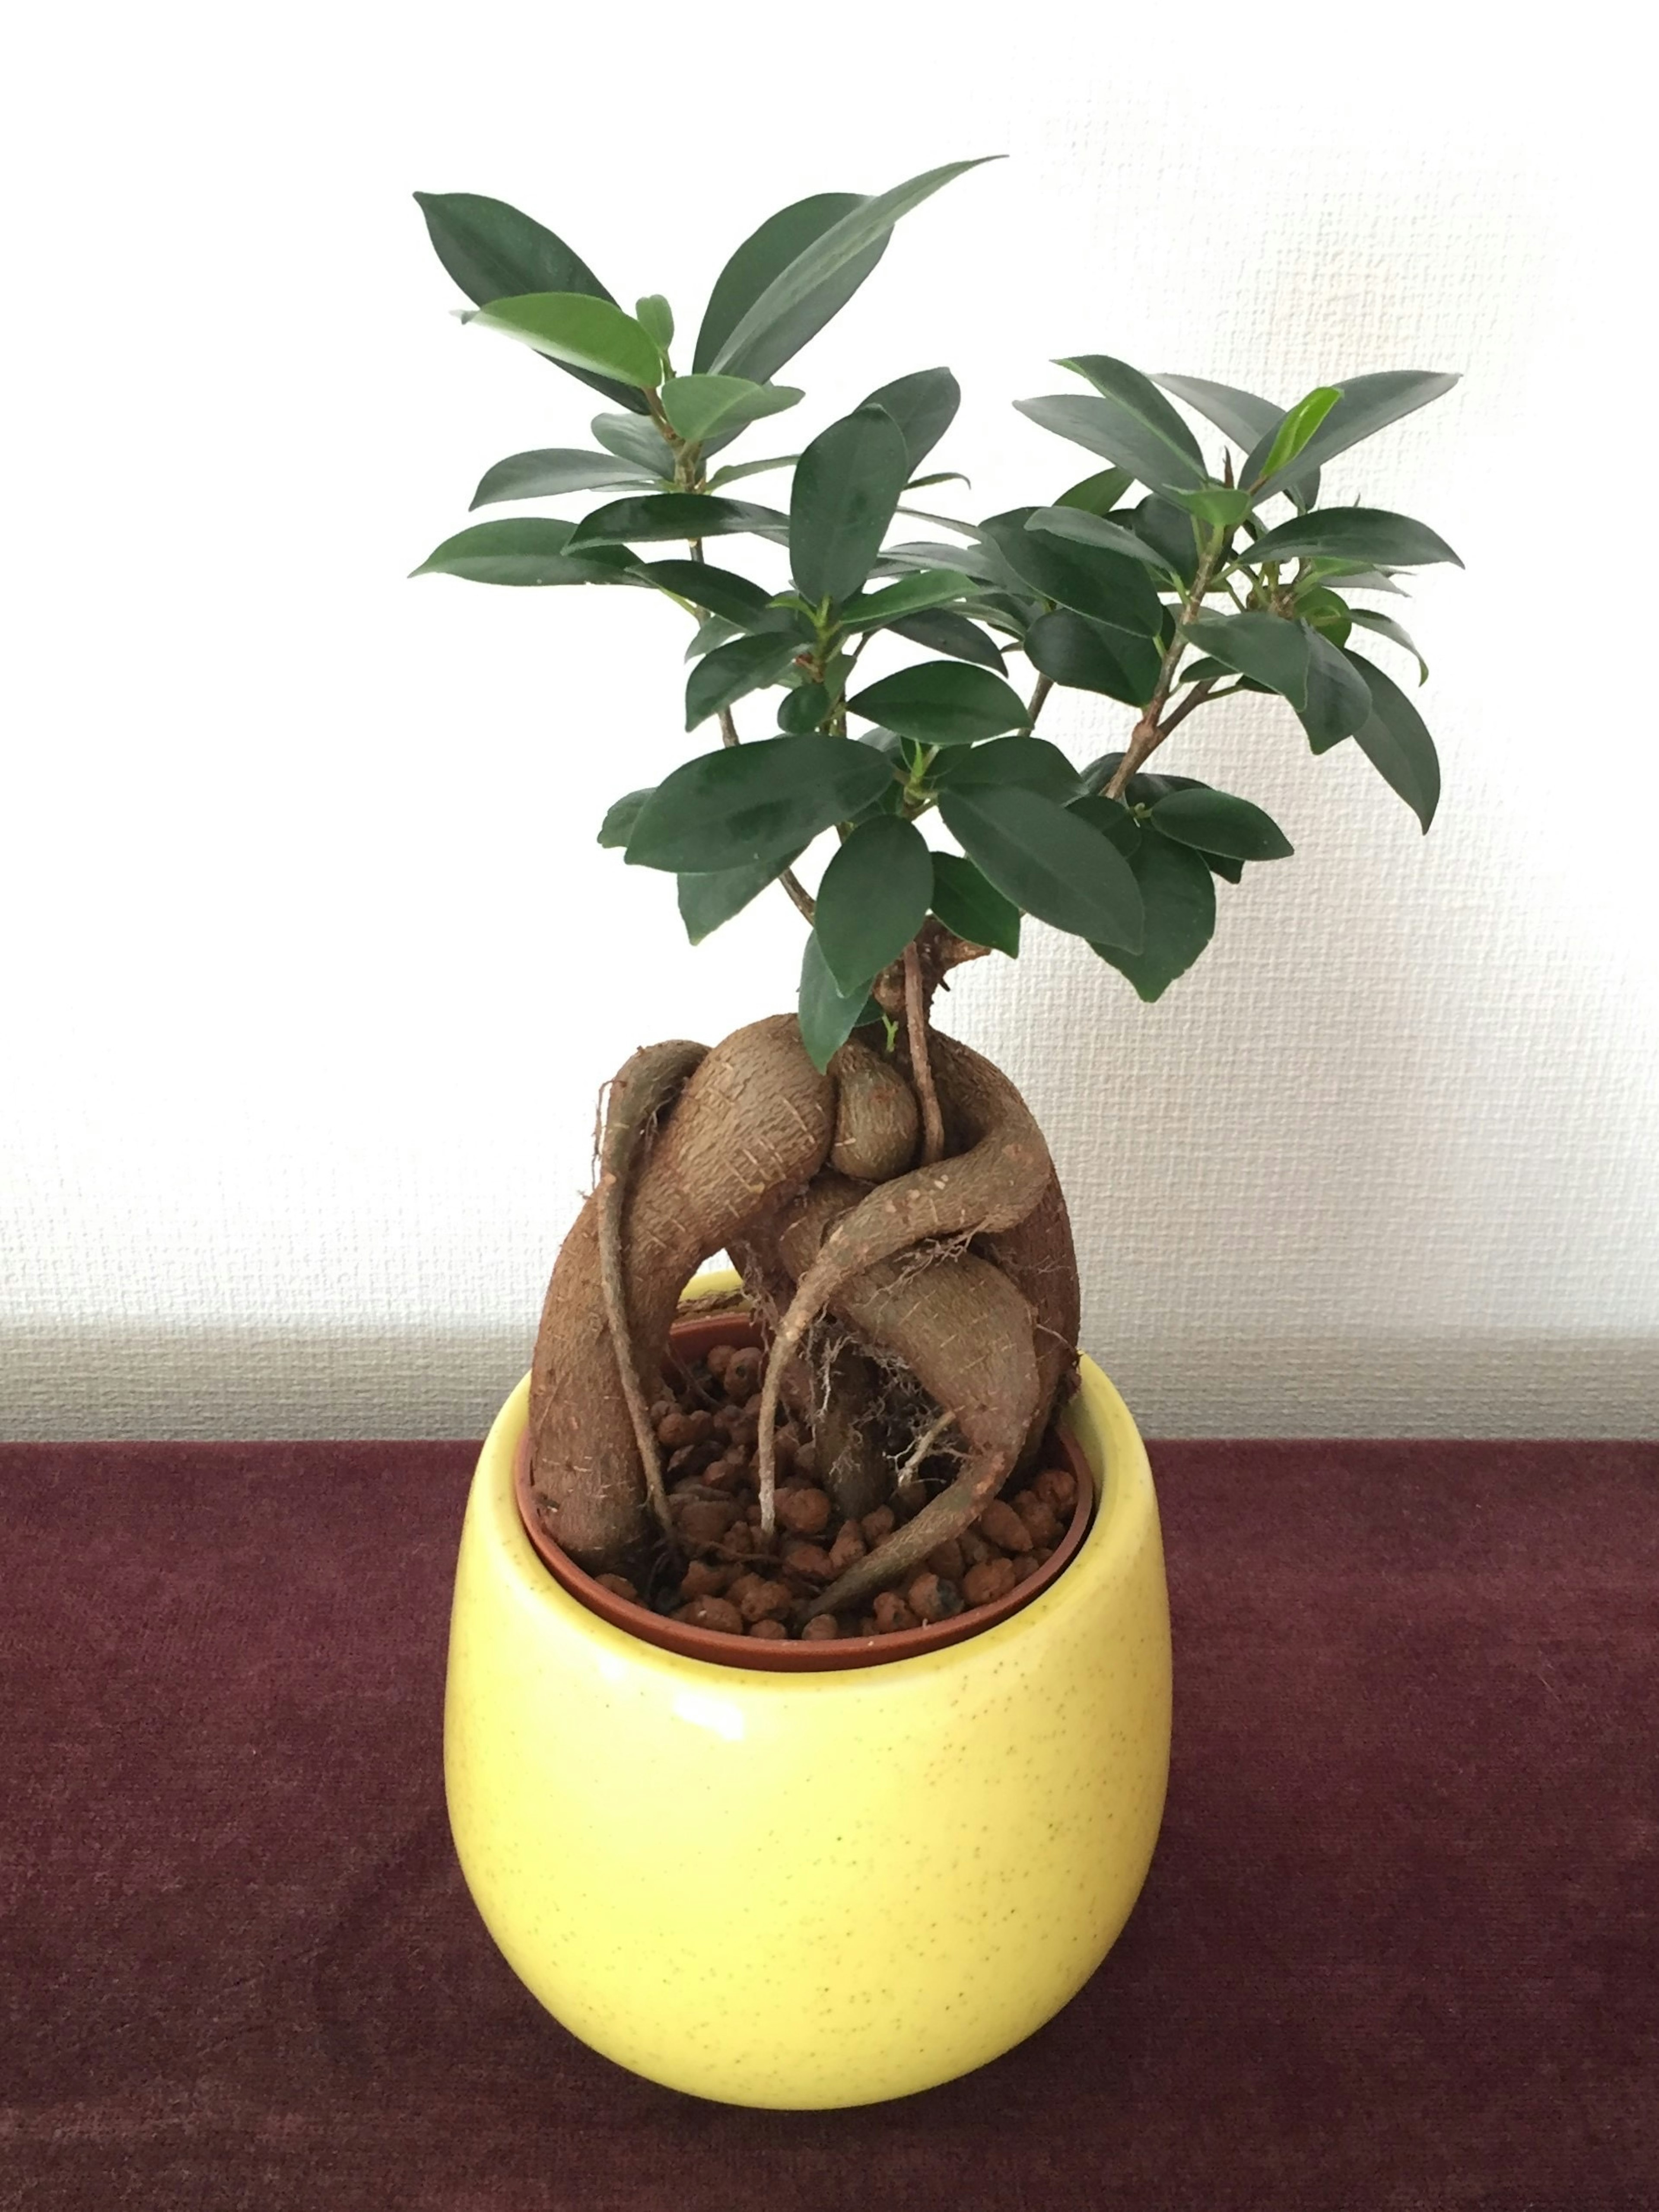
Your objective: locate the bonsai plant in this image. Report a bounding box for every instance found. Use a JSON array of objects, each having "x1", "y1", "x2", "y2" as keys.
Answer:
[{"x1": 422, "y1": 157, "x2": 1459, "y2": 2103}]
